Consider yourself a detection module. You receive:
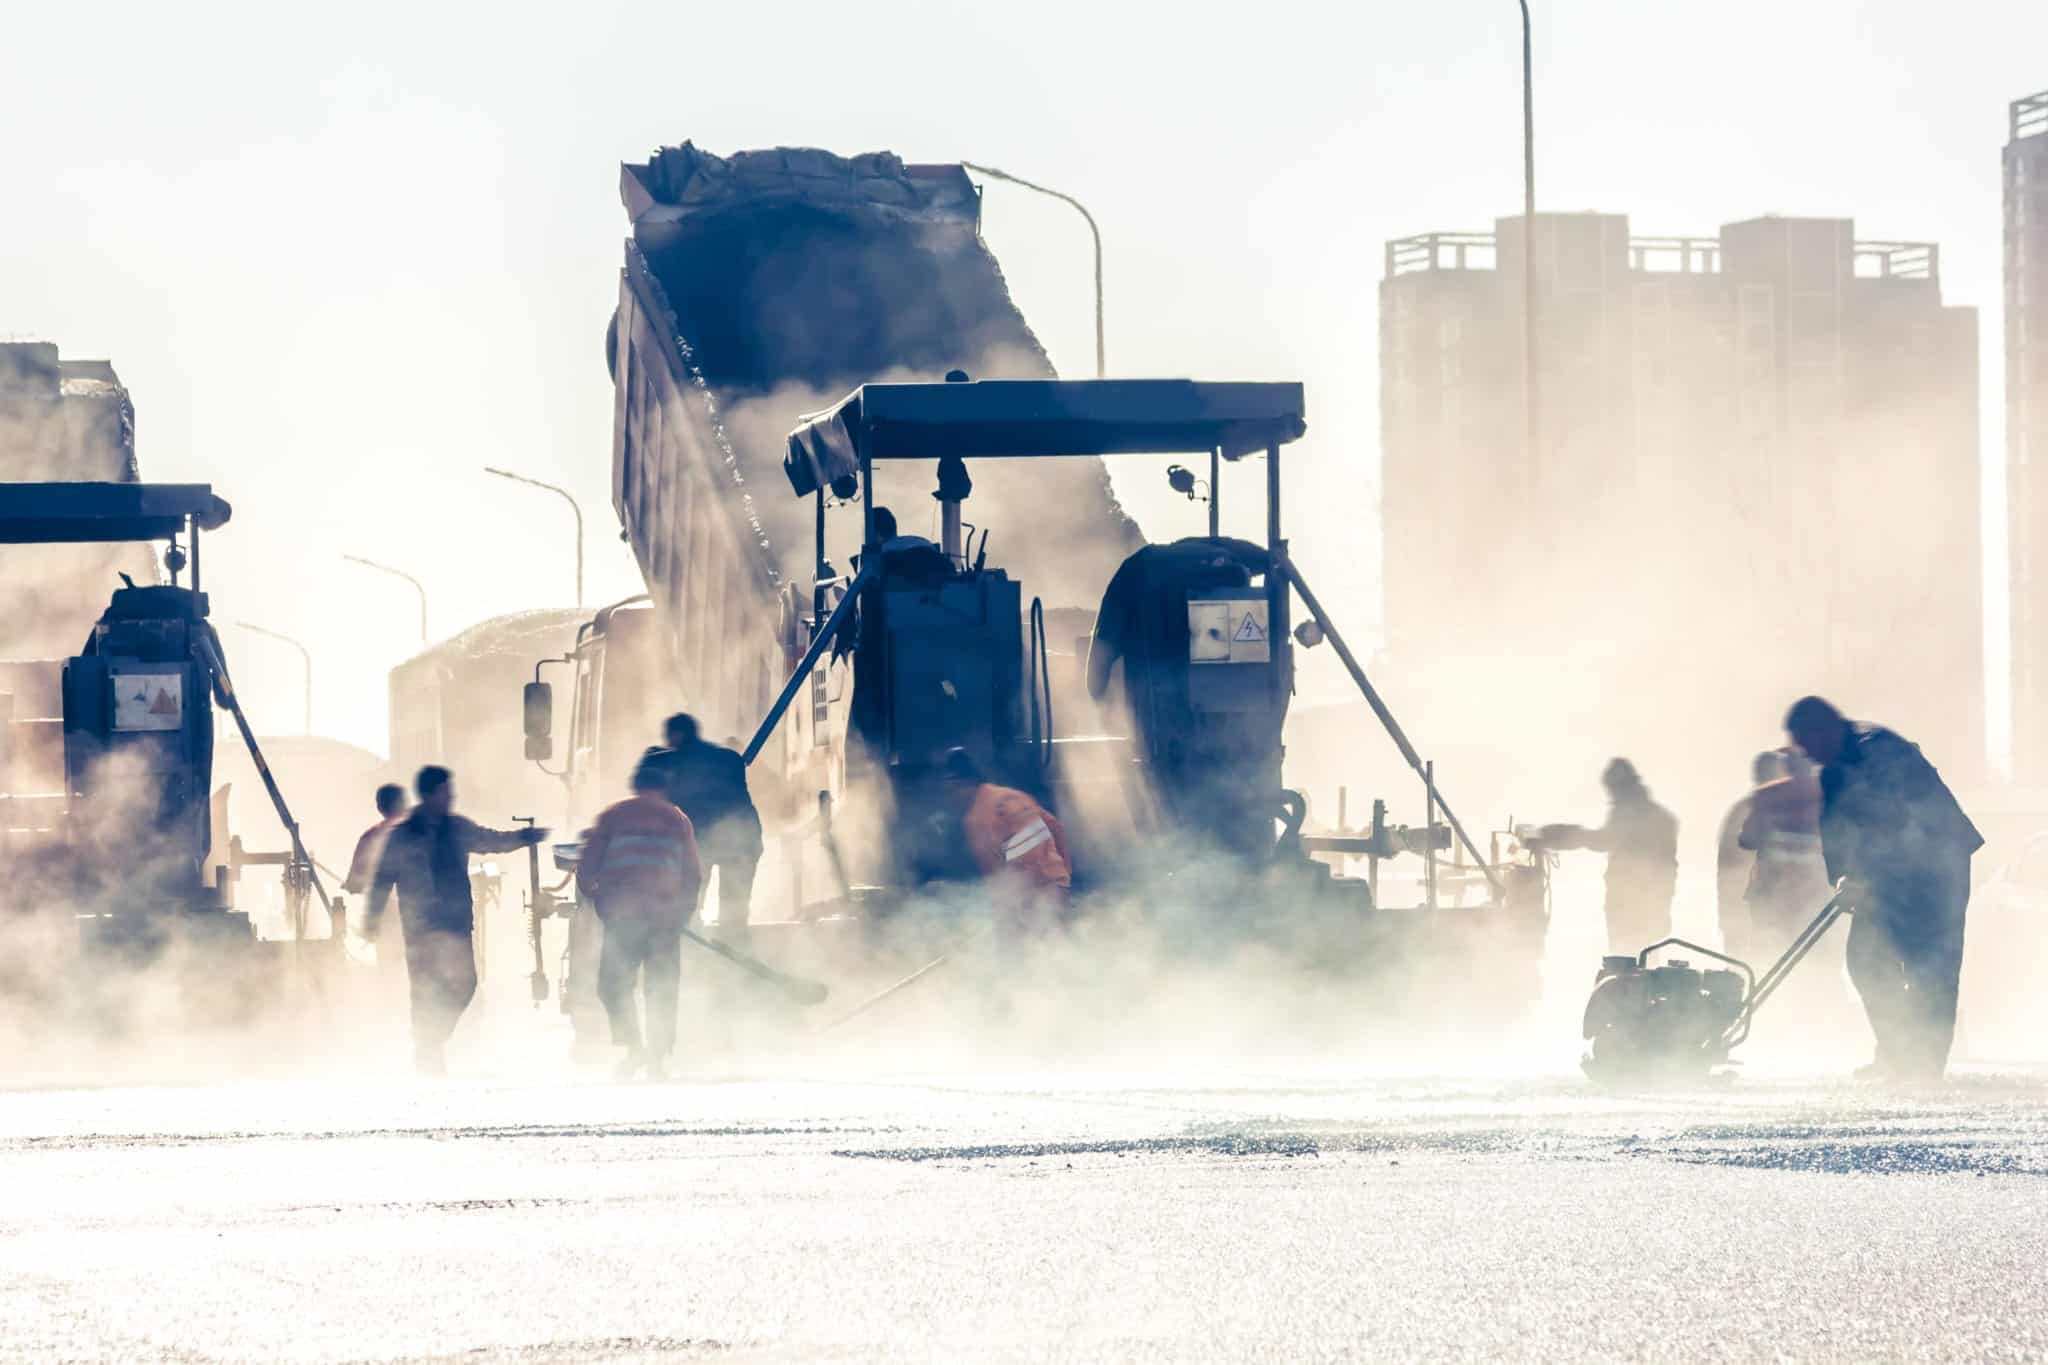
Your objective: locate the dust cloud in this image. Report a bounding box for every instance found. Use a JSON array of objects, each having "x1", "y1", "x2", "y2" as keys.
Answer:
[
  {"x1": 5, "y1": 780, "x2": 2038, "y2": 1089},
  {"x1": 9, "y1": 182, "x2": 2042, "y2": 1096}
]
